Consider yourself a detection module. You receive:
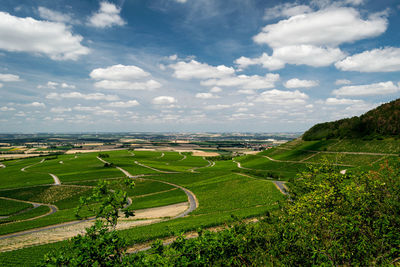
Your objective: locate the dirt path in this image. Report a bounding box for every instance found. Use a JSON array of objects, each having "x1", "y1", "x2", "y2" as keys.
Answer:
[
  {"x1": 235, "y1": 172, "x2": 288, "y2": 196},
  {"x1": 21, "y1": 158, "x2": 44, "y2": 172},
  {"x1": 262, "y1": 155, "x2": 354, "y2": 167},
  {"x1": 0, "y1": 203, "x2": 189, "y2": 252},
  {"x1": 189, "y1": 157, "x2": 215, "y2": 173},
  {"x1": 178, "y1": 152, "x2": 186, "y2": 161},
  {"x1": 98, "y1": 157, "x2": 198, "y2": 217},
  {"x1": 49, "y1": 173, "x2": 61, "y2": 185}
]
